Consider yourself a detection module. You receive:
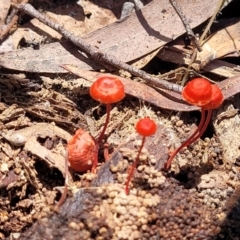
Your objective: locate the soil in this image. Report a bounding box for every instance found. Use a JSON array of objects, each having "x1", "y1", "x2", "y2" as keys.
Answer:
[{"x1": 0, "y1": 0, "x2": 240, "y2": 240}]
